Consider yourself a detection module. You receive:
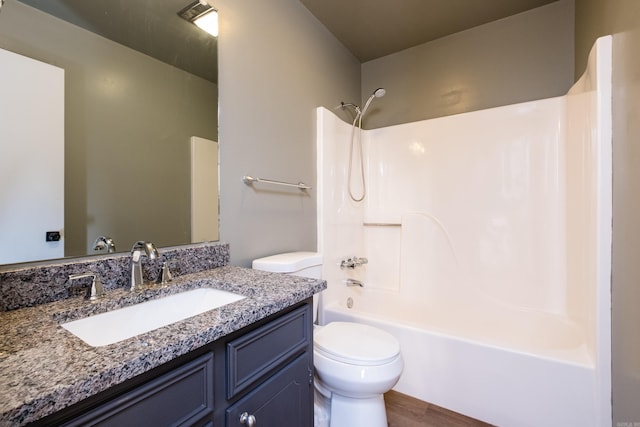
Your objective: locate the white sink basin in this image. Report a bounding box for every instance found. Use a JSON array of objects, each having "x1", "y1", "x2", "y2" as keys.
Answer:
[{"x1": 61, "y1": 288, "x2": 245, "y2": 347}]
